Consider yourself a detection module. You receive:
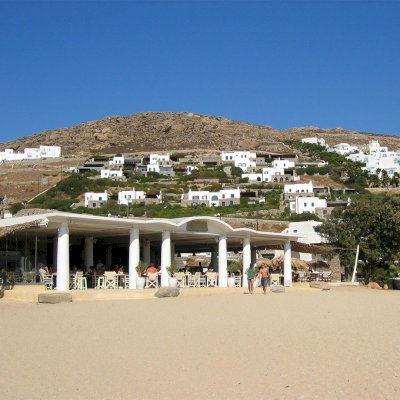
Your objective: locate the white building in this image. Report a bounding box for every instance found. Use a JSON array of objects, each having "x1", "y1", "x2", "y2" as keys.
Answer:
[
  {"x1": 149, "y1": 153, "x2": 170, "y2": 164},
  {"x1": 184, "y1": 187, "x2": 241, "y2": 207},
  {"x1": 284, "y1": 181, "x2": 314, "y2": 195},
  {"x1": 272, "y1": 158, "x2": 295, "y2": 169},
  {"x1": 289, "y1": 196, "x2": 327, "y2": 214},
  {"x1": 329, "y1": 143, "x2": 358, "y2": 156},
  {"x1": 84, "y1": 191, "x2": 108, "y2": 208},
  {"x1": 278, "y1": 220, "x2": 325, "y2": 261},
  {"x1": 109, "y1": 155, "x2": 125, "y2": 166},
  {"x1": 0, "y1": 145, "x2": 61, "y2": 162},
  {"x1": 100, "y1": 169, "x2": 124, "y2": 179},
  {"x1": 117, "y1": 189, "x2": 146, "y2": 205},
  {"x1": 221, "y1": 151, "x2": 256, "y2": 172},
  {"x1": 186, "y1": 165, "x2": 198, "y2": 174},
  {"x1": 348, "y1": 140, "x2": 400, "y2": 177},
  {"x1": 301, "y1": 137, "x2": 326, "y2": 147}
]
